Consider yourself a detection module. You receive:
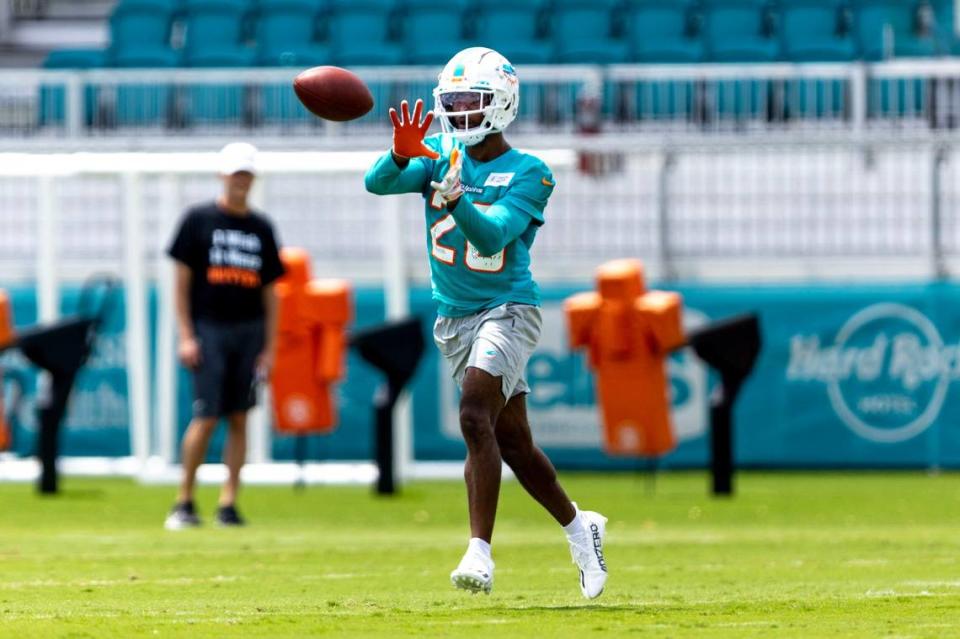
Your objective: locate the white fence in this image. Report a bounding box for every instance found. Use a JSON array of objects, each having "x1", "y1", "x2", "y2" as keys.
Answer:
[
  {"x1": 1, "y1": 138, "x2": 958, "y2": 284},
  {"x1": 1, "y1": 137, "x2": 959, "y2": 481}
]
